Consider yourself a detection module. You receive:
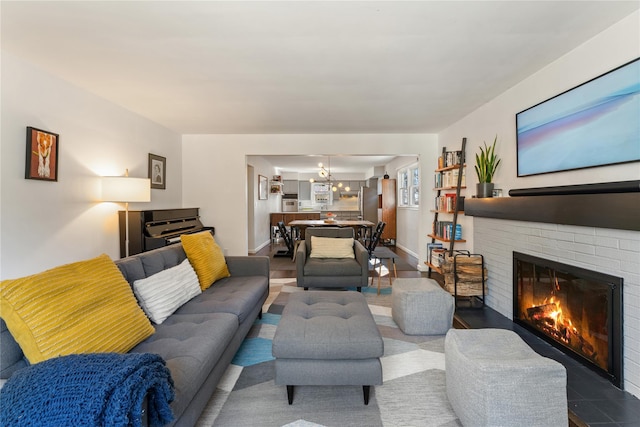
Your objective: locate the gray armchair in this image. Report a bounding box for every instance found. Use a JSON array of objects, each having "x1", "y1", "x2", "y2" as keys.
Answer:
[{"x1": 296, "y1": 227, "x2": 369, "y2": 292}]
